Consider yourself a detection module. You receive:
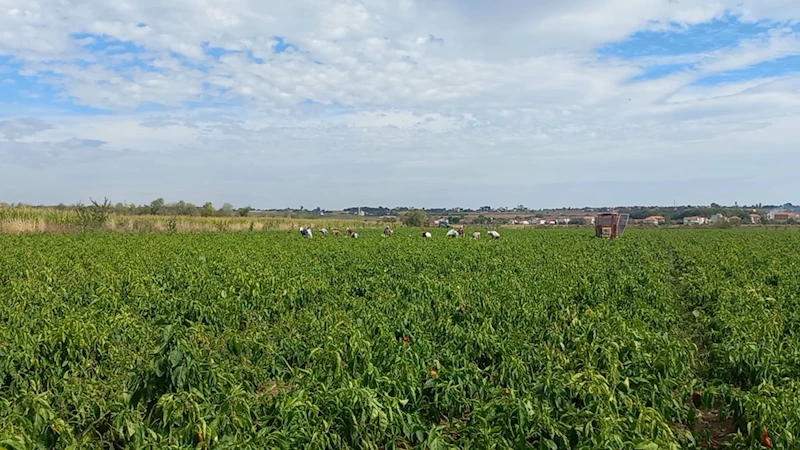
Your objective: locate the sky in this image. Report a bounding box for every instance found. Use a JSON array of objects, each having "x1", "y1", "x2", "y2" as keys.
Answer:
[{"x1": 1, "y1": 0, "x2": 799, "y2": 210}]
